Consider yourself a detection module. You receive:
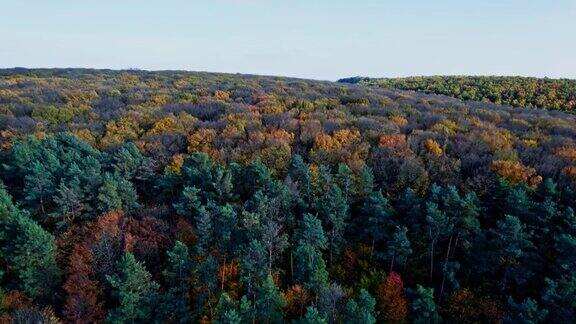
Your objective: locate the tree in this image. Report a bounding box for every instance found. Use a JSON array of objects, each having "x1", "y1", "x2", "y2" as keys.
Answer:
[
  {"x1": 341, "y1": 289, "x2": 376, "y2": 324},
  {"x1": 315, "y1": 184, "x2": 348, "y2": 266},
  {"x1": 425, "y1": 201, "x2": 451, "y2": 282},
  {"x1": 376, "y1": 272, "x2": 408, "y2": 323},
  {"x1": 410, "y1": 285, "x2": 441, "y2": 324},
  {"x1": 0, "y1": 185, "x2": 60, "y2": 300},
  {"x1": 504, "y1": 297, "x2": 548, "y2": 324},
  {"x1": 488, "y1": 215, "x2": 534, "y2": 289},
  {"x1": 356, "y1": 165, "x2": 375, "y2": 200},
  {"x1": 173, "y1": 186, "x2": 201, "y2": 219},
  {"x1": 296, "y1": 306, "x2": 327, "y2": 324},
  {"x1": 23, "y1": 160, "x2": 54, "y2": 215},
  {"x1": 362, "y1": 190, "x2": 394, "y2": 261},
  {"x1": 385, "y1": 226, "x2": 412, "y2": 272},
  {"x1": 261, "y1": 220, "x2": 289, "y2": 276},
  {"x1": 63, "y1": 244, "x2": 104, "y2": 323},
  {"x1": 97, "y1": 173, "x2": 139, "y2": 213},
  {"x1": 158, "y1": 241, "x2": 193, "y2": 323},
  {"x1": 241, "y1": 240, "x2": 268, "y2": 300},
  {"x1": 541, "y1": 276, "x2": 576, "y2": 323},
  {"x1": 52, "y1": 176, "x2": 87, "y2": 228},
  {"x1": 255, "y1": 274, "x2": 286, "y2": 323},
  {"x1": 294, "y1": 214, "x2": 329, "y2": 292},
  {"x1": 214, "y1": 293, "x2": 239, "y2": 324},
  {"x1": 106, "y1": 253, "x2": 160, "y2": 323},
  {"x1": 318, "y1": 283, "x2": 345, "y2": 324},
  {"x1": 335, "y1": 163, "x2": 354, "y2": 203},
  {"x1": 194, "y1": 206, "x2": 213, "y2": 254},
  {"x1": 287, "y1": 154, "x2": 313, "y2": 208}
]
